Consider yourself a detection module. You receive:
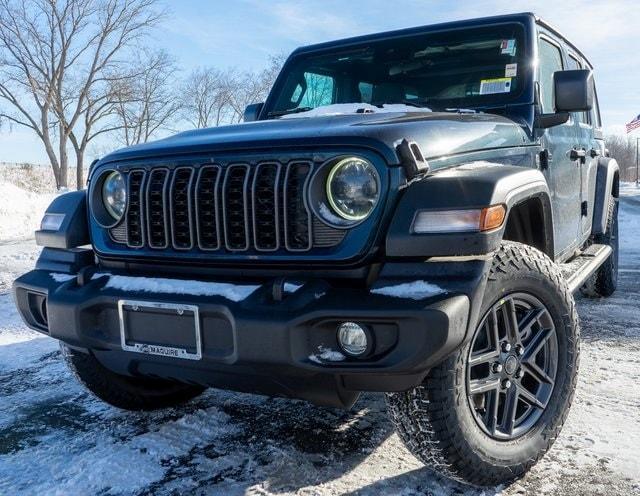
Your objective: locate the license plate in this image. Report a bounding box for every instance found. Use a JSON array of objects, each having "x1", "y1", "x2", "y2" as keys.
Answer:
[{"x1": 118, "y1": 300, "x2": 202, "y2": 360}]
